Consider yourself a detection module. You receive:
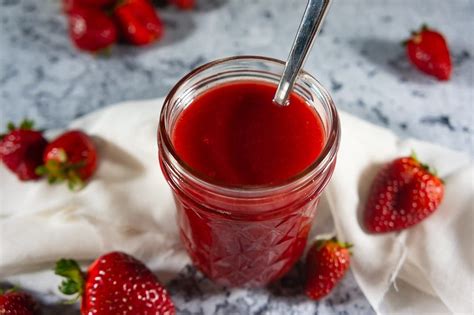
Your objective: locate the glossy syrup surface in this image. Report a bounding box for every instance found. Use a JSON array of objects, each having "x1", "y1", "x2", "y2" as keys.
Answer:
[{"x1": 172, "y1": 81, "x2": 325, "y2": 186}]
